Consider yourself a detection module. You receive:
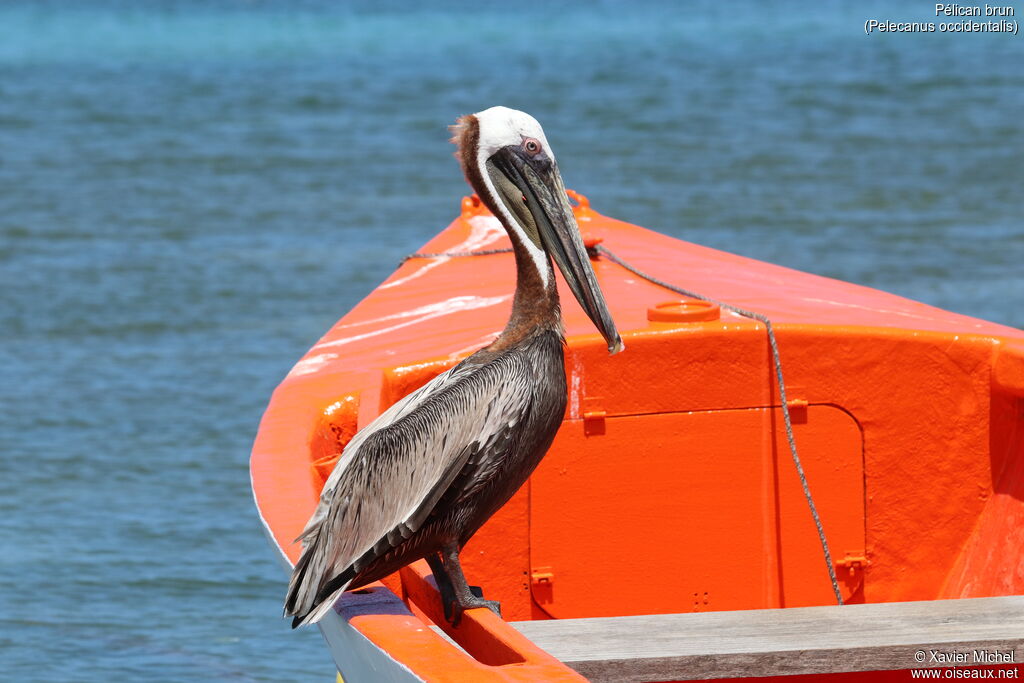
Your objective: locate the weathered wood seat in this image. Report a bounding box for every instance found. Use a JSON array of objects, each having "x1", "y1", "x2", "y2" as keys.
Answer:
[{"x1": 511, "y1": 596, "x2": 1024, "y2": 682}]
